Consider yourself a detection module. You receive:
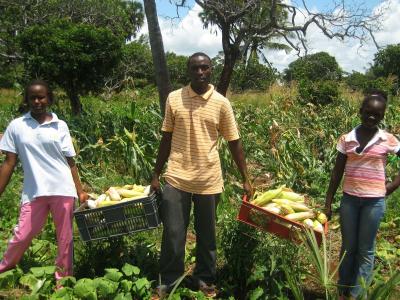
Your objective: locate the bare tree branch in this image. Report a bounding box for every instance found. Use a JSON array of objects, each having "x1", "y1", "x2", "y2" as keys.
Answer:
[{"x1": 170, "y1": 0, "x2": 386, "y2": 95}]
